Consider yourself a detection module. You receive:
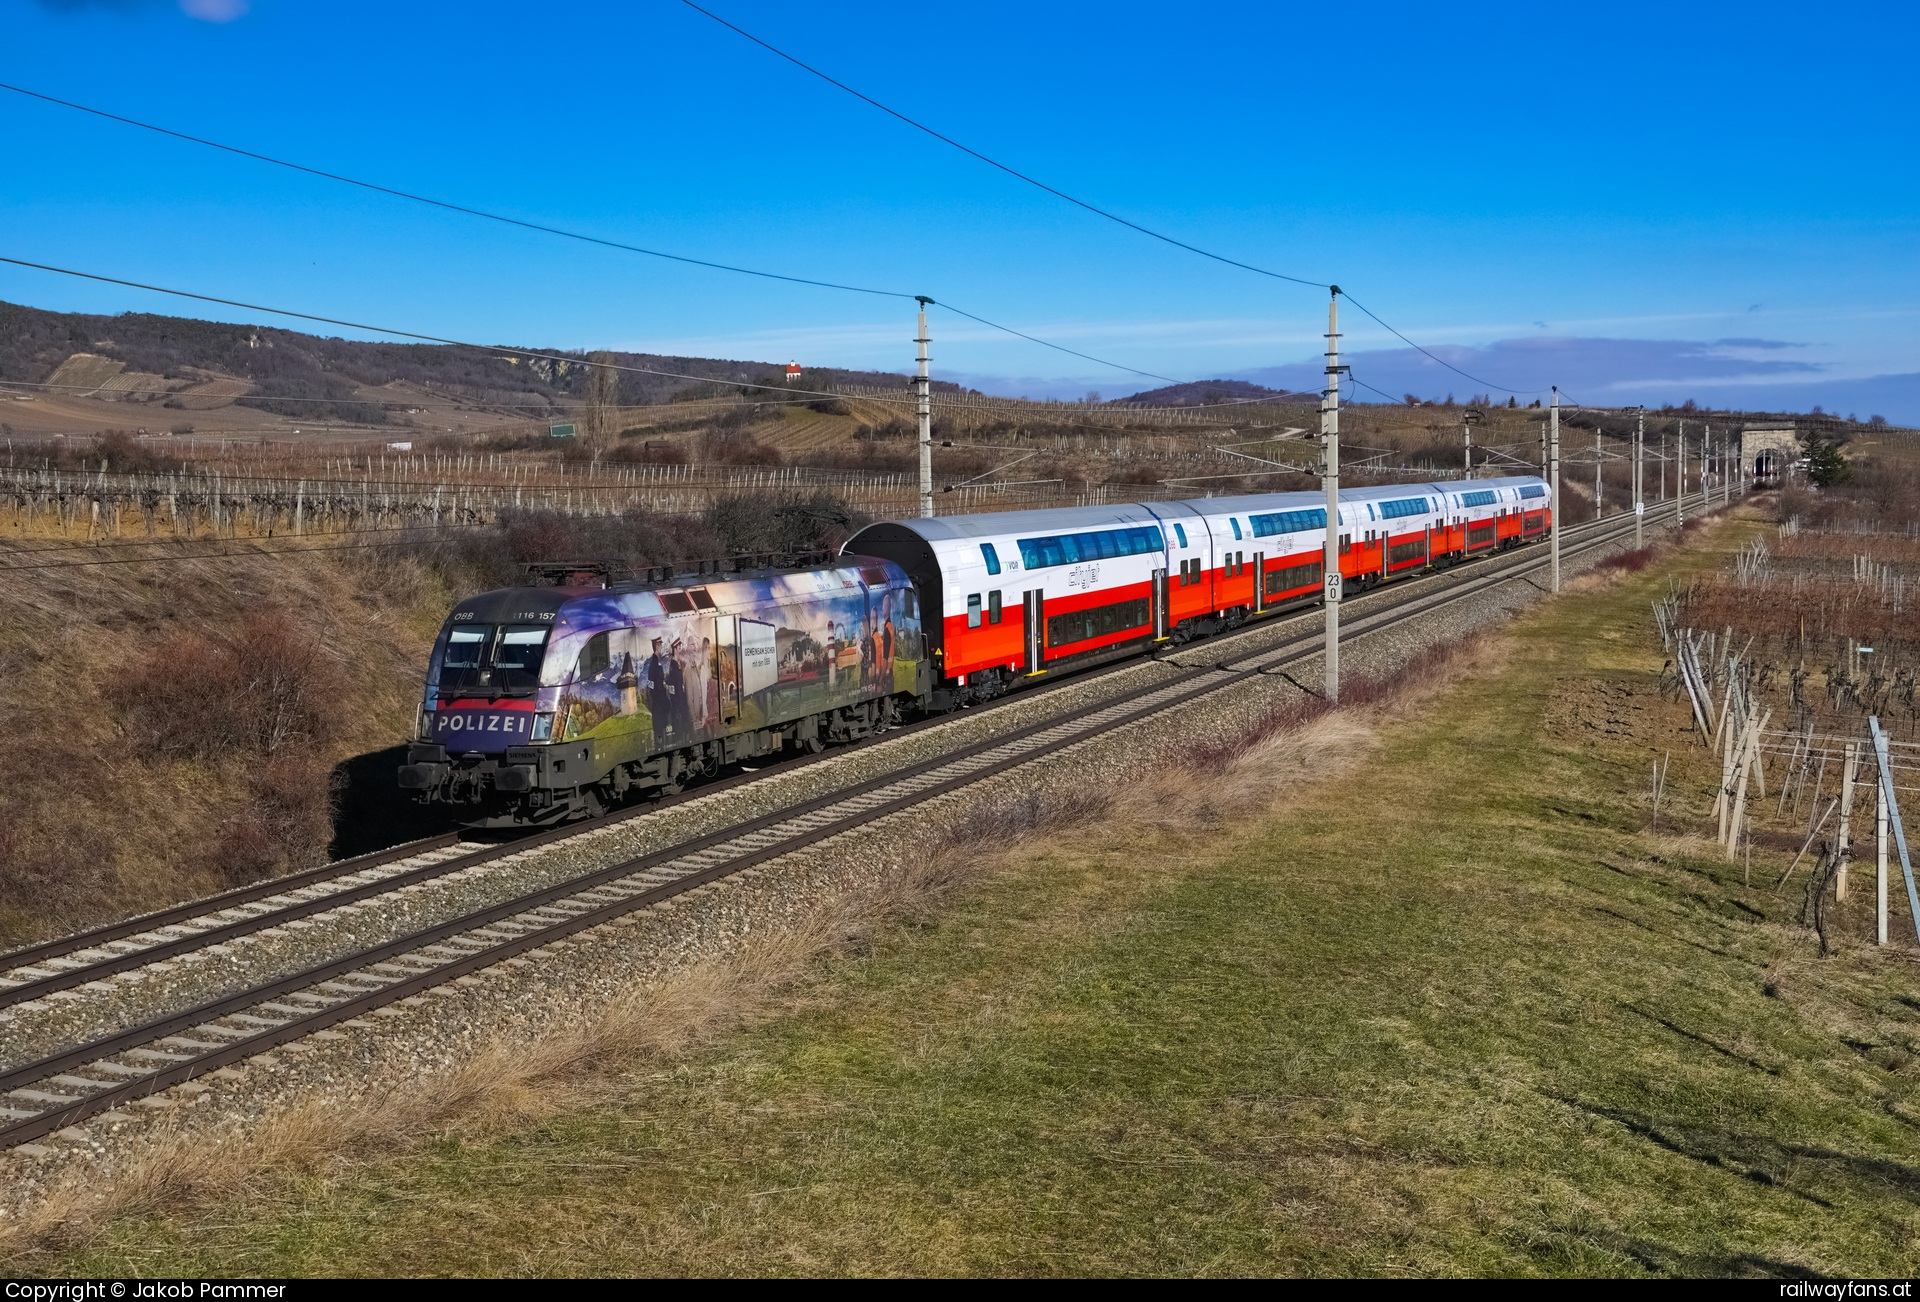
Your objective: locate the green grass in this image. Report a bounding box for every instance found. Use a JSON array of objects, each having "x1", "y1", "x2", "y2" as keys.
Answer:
[{"x1": 52, "y1": 524, "x2": 1920, "y2": 1276}]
